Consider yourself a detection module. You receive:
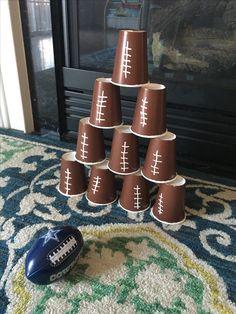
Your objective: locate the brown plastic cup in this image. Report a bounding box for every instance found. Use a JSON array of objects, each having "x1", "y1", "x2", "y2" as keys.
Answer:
[
  {"x1": 86, "y1": 159, "x2": 117, "y2": 205},
  {"x1": 119, "y1": 169, "x2": 150, "y2": 212},
  {"x1": 75, "y1": 117, "x2": 106, "y2": 165},
  {"x1": 142, "y1": 132, "x2": 177, "y2": 183},
  {"x1": 151, "y1": 175, "x2": 186, "y2": 224},
  {"x1": 57, "y1": 151, "x2": 86, "y2": 197},
  {"x1": 131, "y1": 83, "x2": 167, "y2": 138},
  {"x1": 108, "y1": 125, "x2": 139, "y2": 175},
  {"x1": 111, "y1": 30, "x2": 148, "y2": 87},
  {"x1": 89, "y1": 78, "x2": 122, "y2": 129}
]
